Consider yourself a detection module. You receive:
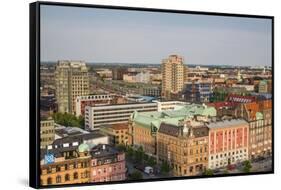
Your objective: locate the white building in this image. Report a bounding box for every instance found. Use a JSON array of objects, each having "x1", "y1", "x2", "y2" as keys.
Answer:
[
  {"x1": 75, "y1": 94, "x2": 113, "y2": 116},
  {"x1": 232, "y1": 84, "x2": 255, "y2": 91},
  {"x1": 155, "y1": 101, "x2": 190, "y2": 111},
  {"x1": 85, "y1": 102, "x2": 157, "y2": 129}
]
